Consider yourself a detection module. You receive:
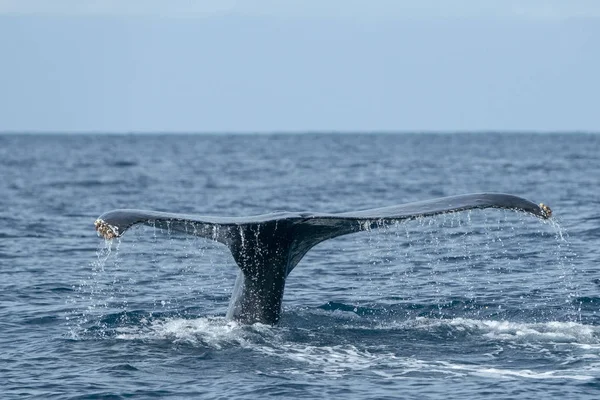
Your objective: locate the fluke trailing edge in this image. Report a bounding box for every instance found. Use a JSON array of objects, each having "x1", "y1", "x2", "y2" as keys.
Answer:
[{"x1": 94, "y1": 193, "x2": 552, "y2": 325}]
